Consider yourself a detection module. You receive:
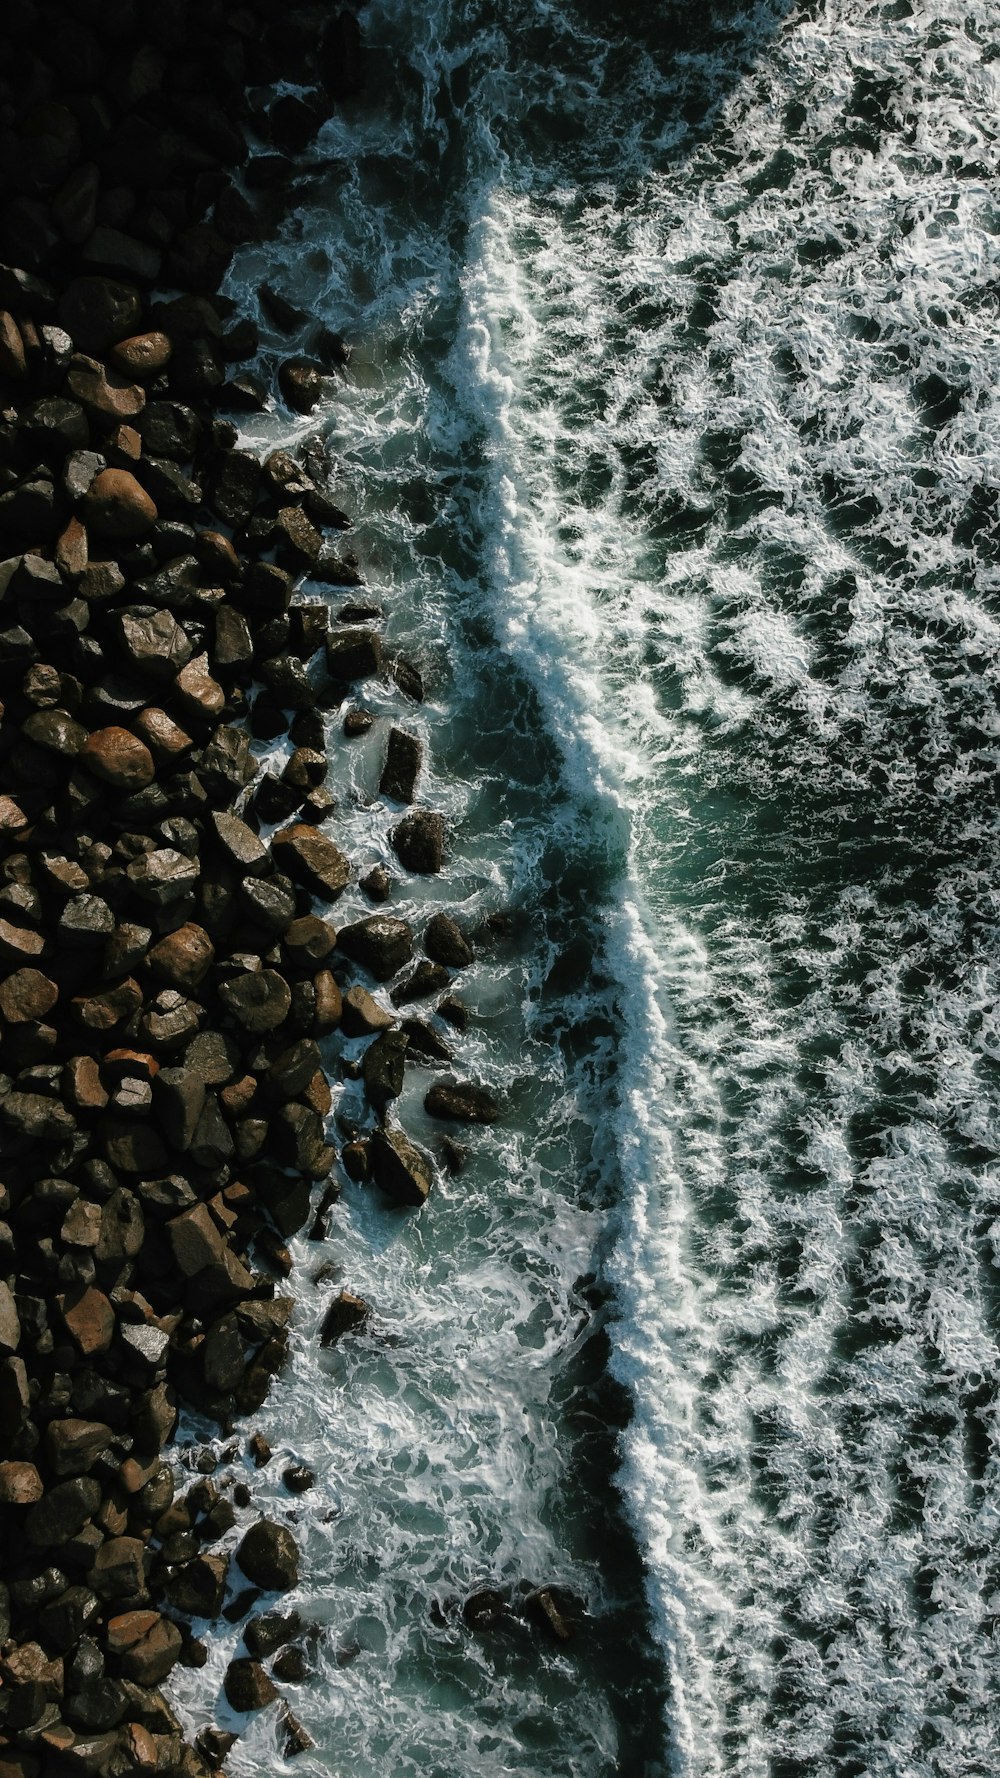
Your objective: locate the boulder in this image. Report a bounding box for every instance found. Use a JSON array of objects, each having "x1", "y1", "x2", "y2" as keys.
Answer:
[
  {"x1": 0, "y1": 1461, "x2": 44, "y2": 1504},
  {"x1": 223, "y1": 1656, "x2": 278, "y2": 1713},
  {"x1": 109, "y1": 333, "x2": 172, "y2": 380},
  {"x1": 340, "y1": 985, "x2": 394, "y2": 1037},
  {"x1": 391, "y1": 810, "x2": 444, "y2": 874},
  {"x1": 325, "y1": 627, "x2": 382, "y2": 683},
  {"x1": 58, "y1": 277, "x2": 141, "y2": 353},
  {"x1": 236, "y1": 1519, "x2": 299, "y2": 1591},
  {"x1": 219, "y1": 969, "x2": 292, "y2": 1034},
  {"x1": 83, "y1": 468, "x2": 157, "y2": 539},
  {"x1": 362, "y1": 1028, "x2": 408, "y2": 1111},
  {"x1": 272, "y1": 824, "x2": 350, "y2": 900},
  {"x1": 45, "y1": 1419, "x2": 113, "y2": 1477},
  {"x1": 81, "y1": 726, "x2": 156, "y2": 790},
  {"x1": 337, "y1": 916, "x2": 413, "y2": 981},
  {"x1": 109, "y1": 1612, "x2": 181, "y2": 1686},
  {"x1": 163, "y1": 1552, "x2": 228, "y2": 1619},
  {"x1": 126, "y1": 848, "x2": 199, "y2": 906},
  {"x1": 244, "y1": 1610, "x2": 301, "y2": 1660},
  {"x1": 320, "y1": 1291, "x2": 369, "y2": 1346},
  {"x1": 0, "y1": 968, "x2": 57, "y2": 1023},
  {"x1": 424, "y1": 913, "x2": 474, "y2": 968},
  {"x1": 112, "y1": 607, "x2": 192, "y2": 680},
  {"x1": 277, "y1": 358, "x2": 325, "y2": 415},
  {"x1": 424, "y1": 1081, "x2": 501, "y2": 1123},
  {"x1": 26, "y1": 1475, "x2": 102, "y2": 1547},
  {"x1": 90, "y1": 1536, "x2": 147, "y2": 1603},
  {"x1": 209, "y1": 809, "x2": 268, "y2": 874},
  {"x1": 369, "y1": 1126, "x2": 433, "y2": 1207},
  {"x1": 379, "y1": 727, "x2": 422, "y2": 803},
  {"x1": 58, "y1": 1286, "x2": 115, "y2": 1356},
  {"x1": 147, "y1": 924, "x2": 214, "y2": 990}
]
